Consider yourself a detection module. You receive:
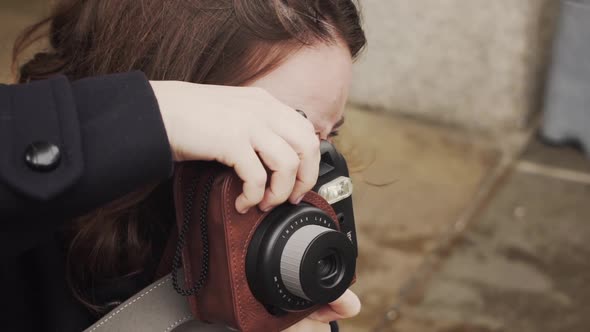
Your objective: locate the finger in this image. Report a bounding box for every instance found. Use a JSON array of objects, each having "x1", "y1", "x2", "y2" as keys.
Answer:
[
  {"x1": 308, "y1": 290, "x2": 361, "y2": 323},
  {"x1": 289, "y1": 135, "x2": 320, "y2": 204},
  {"x1": 329, "y1": 289, "x2": 361, "y2": 317},
  {"x1": 270, "y1": 115, "x2": 321, "y2": 203},
  {"x1": 232, "y1": 148, "x2": 268, "y2": 213},
  {"x1": 252, "y1": 131, "x2": 300, "y2": 211},
  {"x1": 281, "y1": 318, "x2": 330, "y2": 332}
]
